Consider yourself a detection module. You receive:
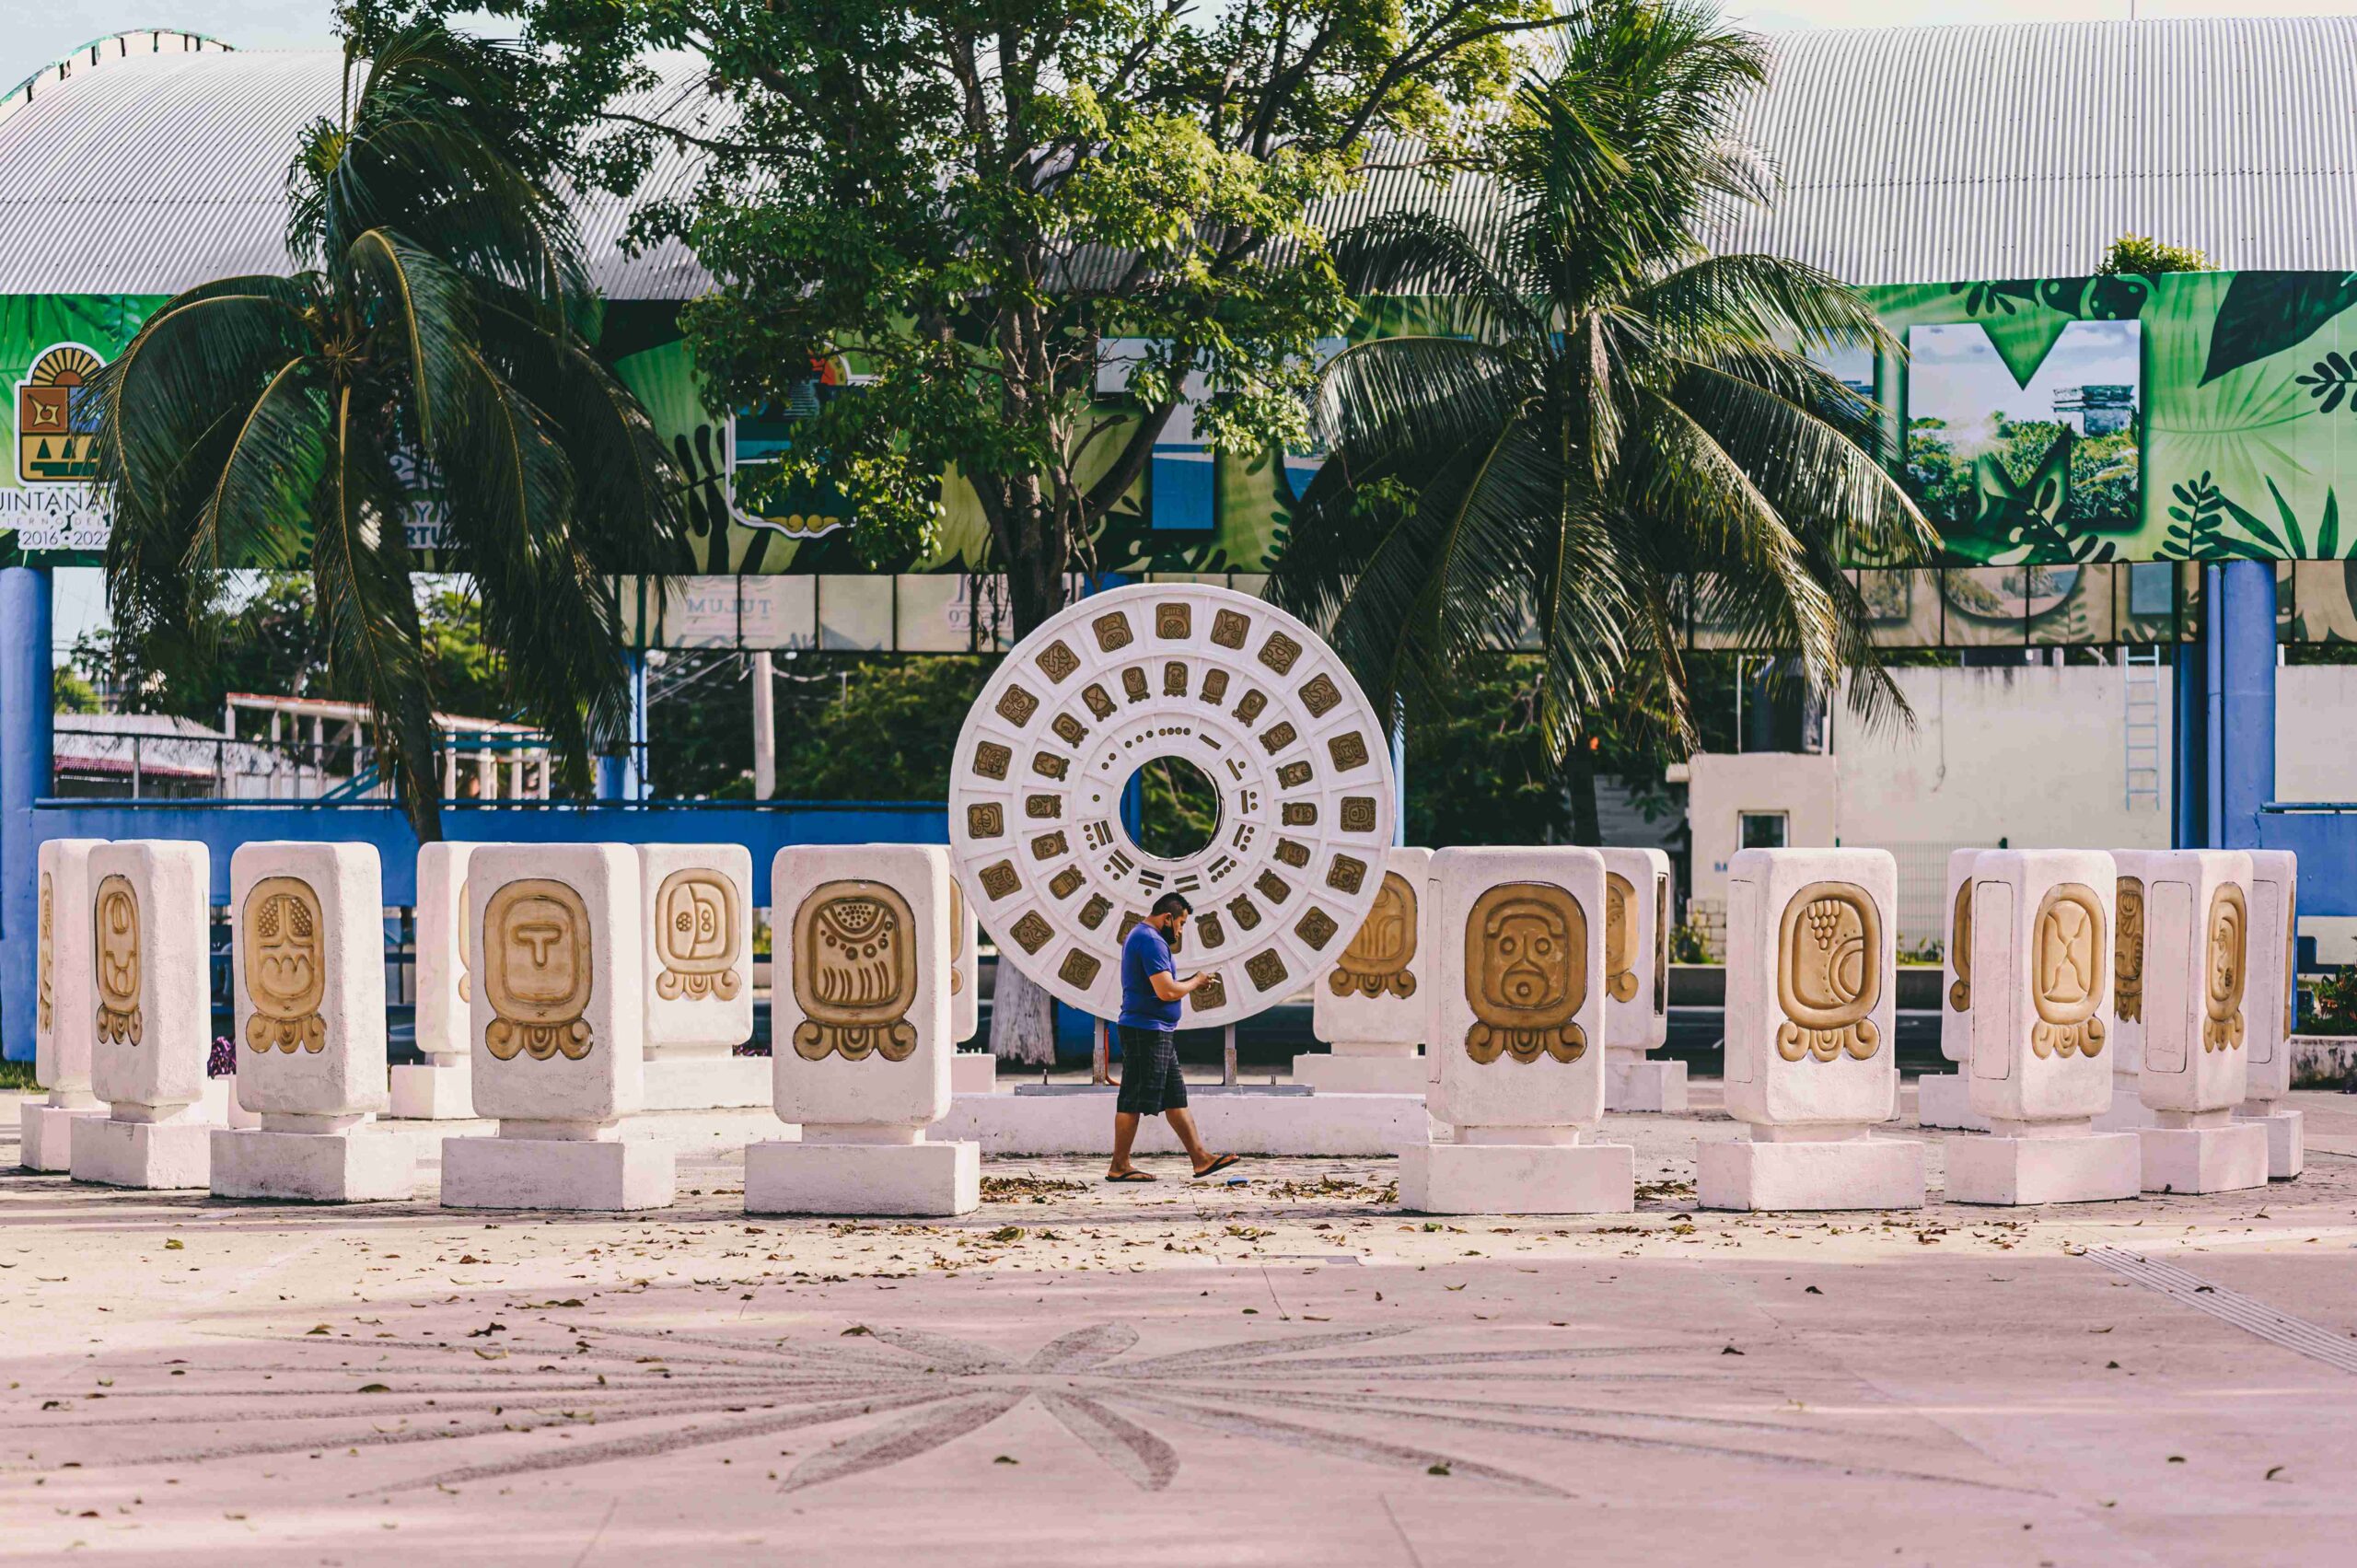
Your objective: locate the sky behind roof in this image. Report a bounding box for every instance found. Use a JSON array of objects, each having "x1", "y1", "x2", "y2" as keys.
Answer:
[{"x1": 12, "y1": 1, "x2": 2357, "y2": 93}]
